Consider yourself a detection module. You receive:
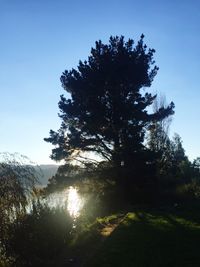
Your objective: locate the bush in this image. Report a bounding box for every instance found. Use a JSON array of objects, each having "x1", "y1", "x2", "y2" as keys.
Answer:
[
  {"x1": 6, "y1": 202, "x2": 73, "y2": 267},
  {"x1": 176, "y1": 181, "x2": 200, "y2": 201}
]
